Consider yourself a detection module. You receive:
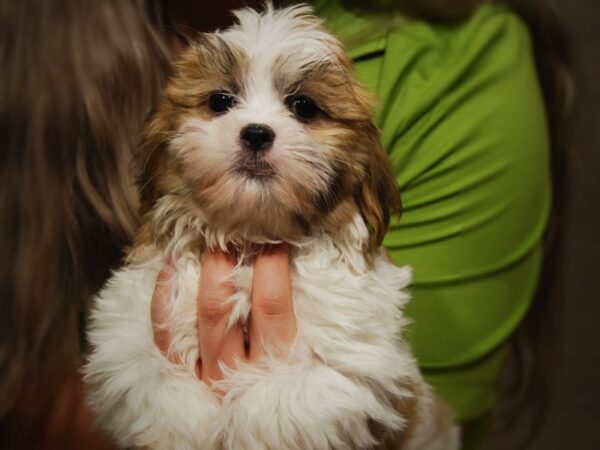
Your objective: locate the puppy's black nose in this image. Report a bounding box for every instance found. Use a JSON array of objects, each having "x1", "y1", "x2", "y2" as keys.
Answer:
[{"x1": 240, "y1": 123, "x2": 275, "y2": 151}]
